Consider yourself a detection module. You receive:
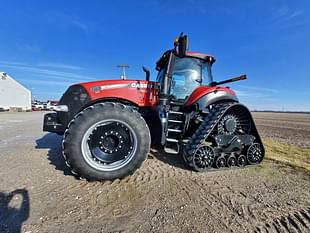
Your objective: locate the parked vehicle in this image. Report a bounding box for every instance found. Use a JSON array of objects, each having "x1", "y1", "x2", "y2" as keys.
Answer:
[
  {"x1": 43, "y1": 34, "x2": 264, "y2": 181},
  {"x1": 0, "y1": 107, "x2": 9, "y2": 112},
  {"x1": 46, "y1": 100, "x2": 59, "y2": 110},
  {"x1": 32, "y1": 101, "x2": 44, "y2": 110}
]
